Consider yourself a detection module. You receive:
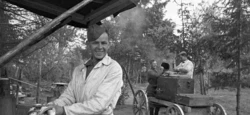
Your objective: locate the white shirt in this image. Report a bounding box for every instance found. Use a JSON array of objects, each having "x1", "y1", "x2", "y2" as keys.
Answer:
[
  {"x1": 176, "y1": 59, "x2": 194, "y2": 79},
  {"x1": 53, "y1": 55, "x2": 123, "y2": 115}
]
